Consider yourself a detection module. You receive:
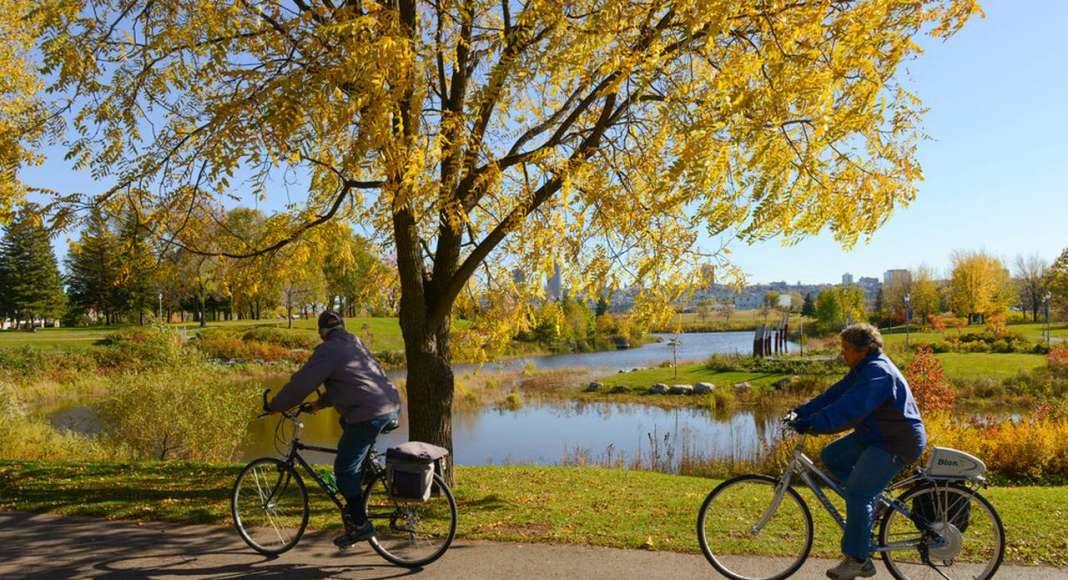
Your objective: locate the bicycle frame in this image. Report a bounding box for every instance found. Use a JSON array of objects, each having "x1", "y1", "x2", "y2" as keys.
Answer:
[
  {"x1": 757, "y1": 435, "x2": 944, "y2": 555},
  {"x1": 272, "y1": 412, "x2": 385, "y2": 514}
]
